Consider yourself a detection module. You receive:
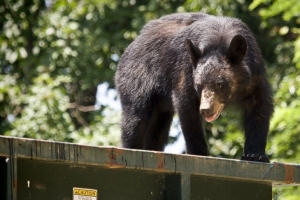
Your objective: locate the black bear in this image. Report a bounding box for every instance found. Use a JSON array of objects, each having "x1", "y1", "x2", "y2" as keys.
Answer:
[{"x1": 115, "y1": 13, "x2": 274, "y2": 162}]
